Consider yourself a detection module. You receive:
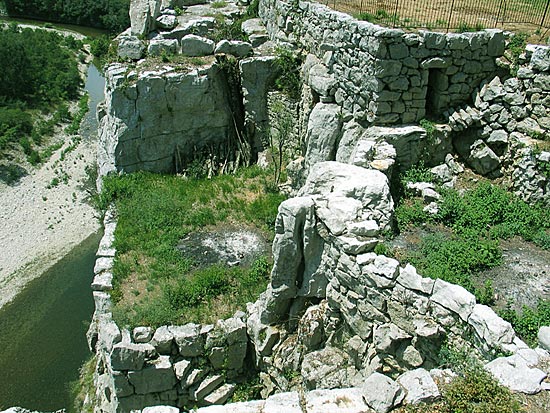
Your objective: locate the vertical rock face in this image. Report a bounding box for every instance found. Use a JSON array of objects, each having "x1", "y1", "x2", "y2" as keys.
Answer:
[
  {"x1": 130, "y1": 0, "x2": 161, "y2": 36},
  {"x1": 97, "y1": 62, "x2": 236, "y2": 177}
]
